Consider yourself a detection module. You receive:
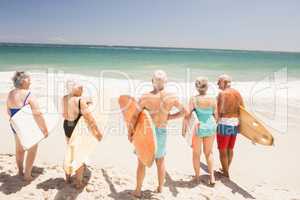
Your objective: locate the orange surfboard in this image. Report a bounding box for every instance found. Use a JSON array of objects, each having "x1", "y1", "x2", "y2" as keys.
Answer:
[
  {"x1": 119, "y1": 95, "x2": 157, "y2": 167},
  {"x1": 239, "y1": 106, "x2": 274, "y2": 146}
]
